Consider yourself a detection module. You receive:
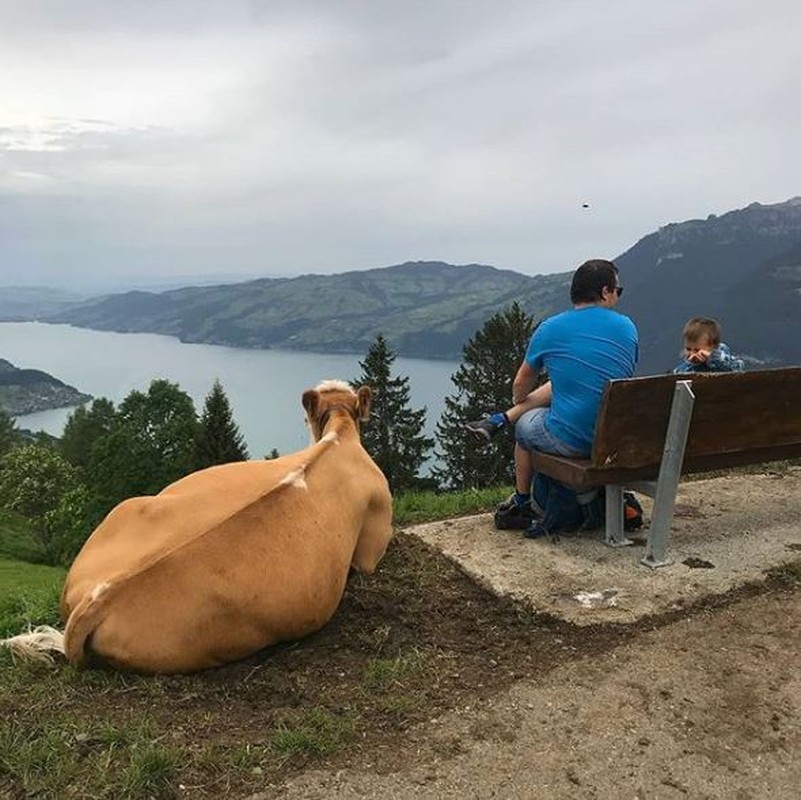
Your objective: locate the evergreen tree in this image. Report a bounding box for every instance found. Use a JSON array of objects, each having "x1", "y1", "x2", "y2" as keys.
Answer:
[
  {"x1": 88, "y1": 379, "x2": 199, "y2": 510},
  {"x1": 60, "y1": 398, "x2": 116, "y2": 472},
  {"x1": 353, "y1": 334, "x2": 434, "y2": 493},
  {"x1": 433, "y1": 302, "x2": 537, "y2": 489},
  {"x1": 193, "y1": 379, "x2": 249, "y2": 469}
]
